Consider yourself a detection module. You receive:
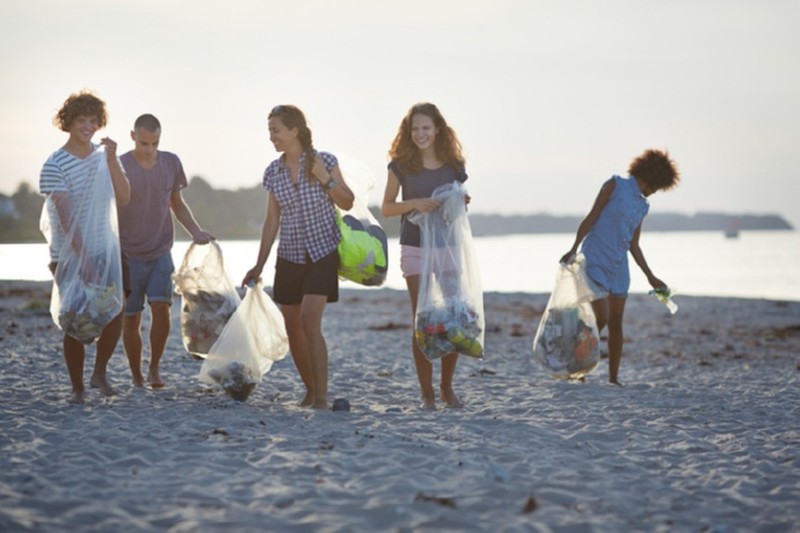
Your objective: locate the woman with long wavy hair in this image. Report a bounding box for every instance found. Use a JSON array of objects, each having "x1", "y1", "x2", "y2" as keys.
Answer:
[{"x1": 381, "y1": 102, "x2": 469, "y2": 409}]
